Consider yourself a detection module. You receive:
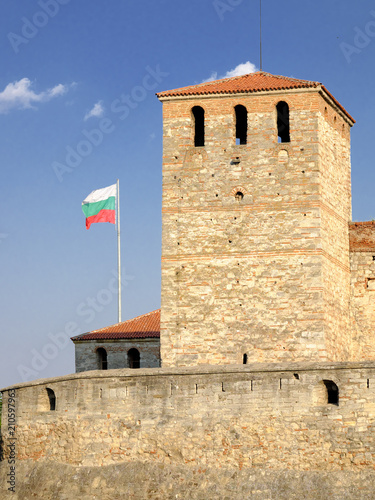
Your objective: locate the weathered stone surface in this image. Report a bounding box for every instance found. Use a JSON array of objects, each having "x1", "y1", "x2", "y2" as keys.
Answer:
[
  {"x1": 1, "y1": 460, "x2": 375, "y2": 500},
  {"x1": 159, "y1": 90, "x2": 353, "y2": 366},
  {"x1": 2, "y1": 364, "x2": 375, "y2": 498}
]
